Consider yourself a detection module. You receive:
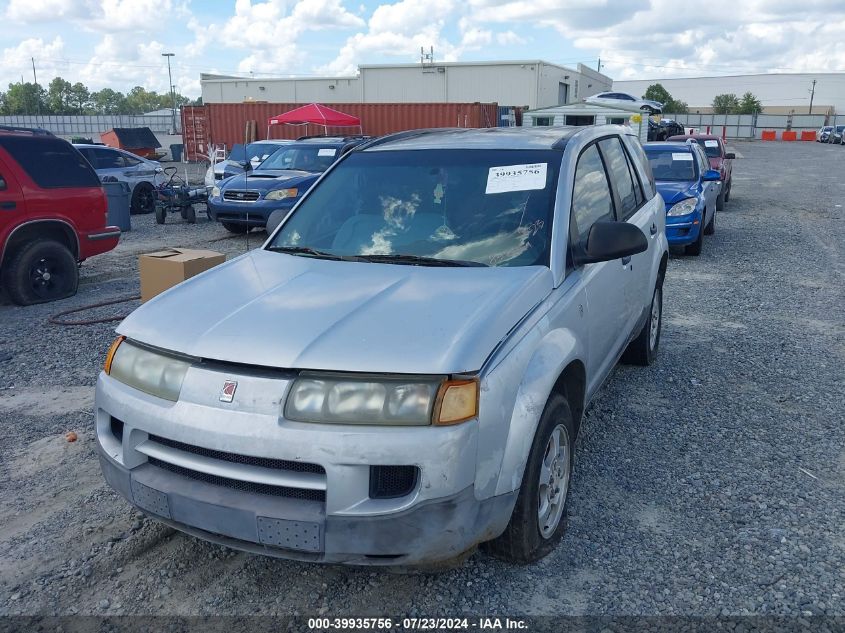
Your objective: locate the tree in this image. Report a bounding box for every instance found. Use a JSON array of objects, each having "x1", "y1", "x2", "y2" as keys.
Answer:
[
  {"x1": 67, "y1": 82, "x2": 91, "y2": 114},
  {"x1": 643, "y1": 83, "x2": 688, "y2": 114},
  {"x1": 737, "y1": 91, "x2": 762, "y2": 115},
  {"x1": 90, "y1": 88, "x2": 127, "y2": 114},
  {"x1": 2, "y1": 82, "x2": 47, "y2": 115},
  {"x1": 125, "y1": 86, "x2": 167, "y2": 114},
  {"x1": 712, "y1": 93, "x2": 740, "y2": 114},
  {"x1": 47, "y1": 77, "x2": 74, "y2": 114}
]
